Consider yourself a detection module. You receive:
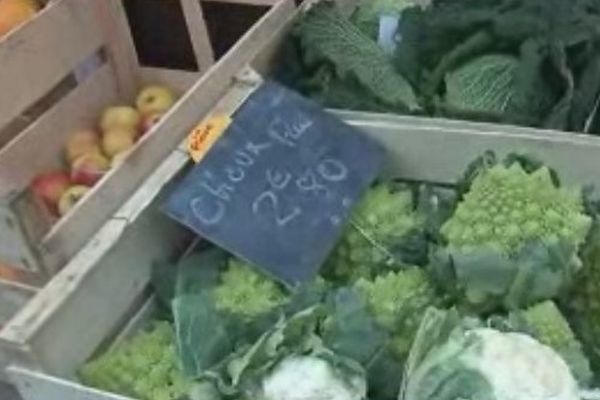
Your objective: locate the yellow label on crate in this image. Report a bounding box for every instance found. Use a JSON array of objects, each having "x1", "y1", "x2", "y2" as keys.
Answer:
[{"x1": 187, "y1": 114, "x2": 232, "y2": 163}]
